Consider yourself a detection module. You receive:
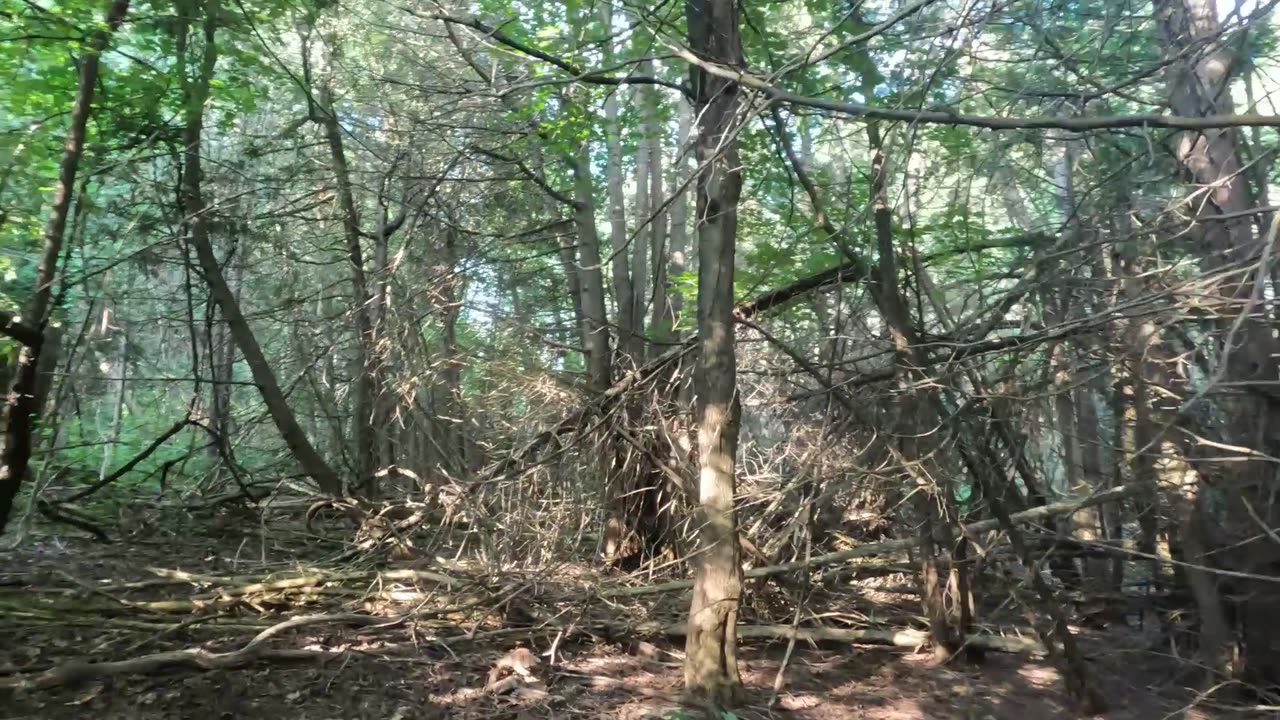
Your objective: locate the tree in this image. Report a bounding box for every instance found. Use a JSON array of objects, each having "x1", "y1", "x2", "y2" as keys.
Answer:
[
  {"x1": 682, "y1": 0, "x2": 746, "y2": 706},
  {"x1": 1157, "y1": 0, "x2": 1280, "y2": 684},
  {"x1": 177, "y1": 0, "x2": 342, "y2": 496},
  {"x1": 0, "y1": 0, "x2": 132, "y2": 534}
]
